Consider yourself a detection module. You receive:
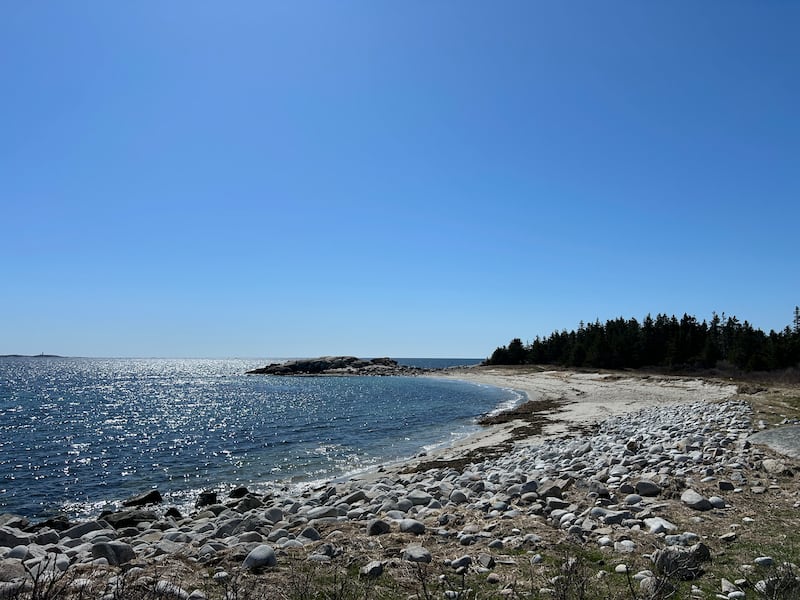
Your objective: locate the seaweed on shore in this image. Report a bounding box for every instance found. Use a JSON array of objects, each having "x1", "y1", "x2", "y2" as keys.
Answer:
[{"x1": 402, "y1": 398, "x2": 565, "y2": 473}]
